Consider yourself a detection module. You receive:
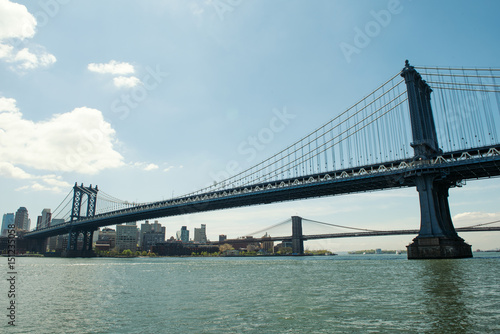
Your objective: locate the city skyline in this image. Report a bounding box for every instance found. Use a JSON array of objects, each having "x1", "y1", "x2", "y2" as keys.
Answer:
[{"x1": 1, "y1": 0, "x2": 499, "y2": 252}]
